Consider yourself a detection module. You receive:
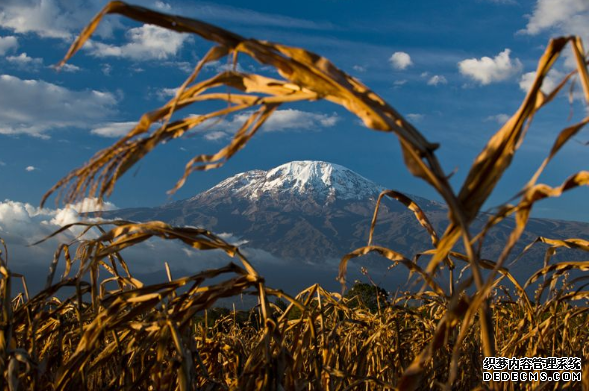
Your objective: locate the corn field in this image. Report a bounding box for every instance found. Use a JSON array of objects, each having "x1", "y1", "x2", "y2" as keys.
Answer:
[{"x1": 0, "y1": 1, "x2": 588, "y2": 390}]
